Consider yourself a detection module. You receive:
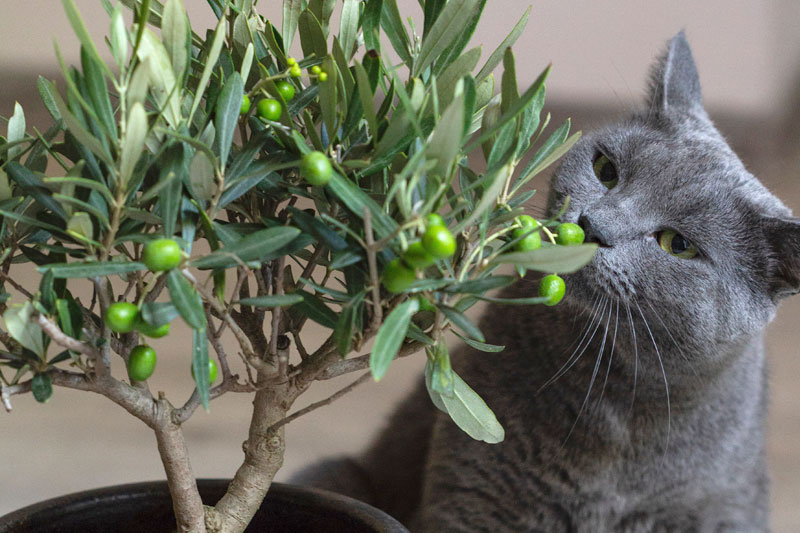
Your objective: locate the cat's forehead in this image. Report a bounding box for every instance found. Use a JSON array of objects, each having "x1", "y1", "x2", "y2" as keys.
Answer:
[{"x1": 591, "y1": 117, "x2": 789, "y2": 218}]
